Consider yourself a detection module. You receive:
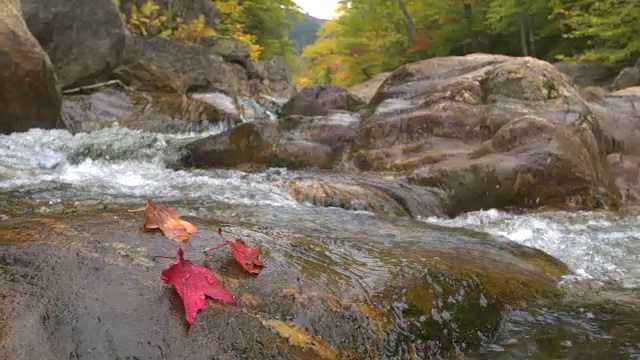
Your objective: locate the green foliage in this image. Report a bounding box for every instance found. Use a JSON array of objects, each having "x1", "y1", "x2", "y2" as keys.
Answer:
[
  {"x1": 297, "y1": 0, "x2": 637, "y2": 88},
  {"x1": 551, "y1": 0, "x2": 640, "y2": 63}
]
